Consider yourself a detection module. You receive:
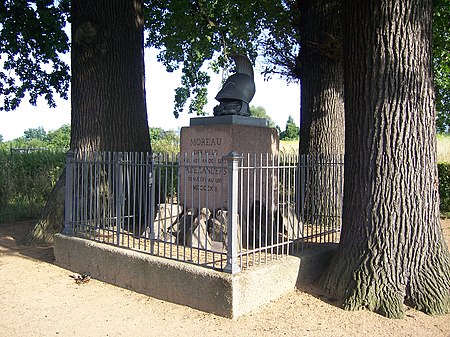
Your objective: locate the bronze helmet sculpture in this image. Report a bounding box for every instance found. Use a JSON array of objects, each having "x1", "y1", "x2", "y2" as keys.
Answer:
[{"x1": 213, "y1": 54, "x2": 255, "y2": 116}]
